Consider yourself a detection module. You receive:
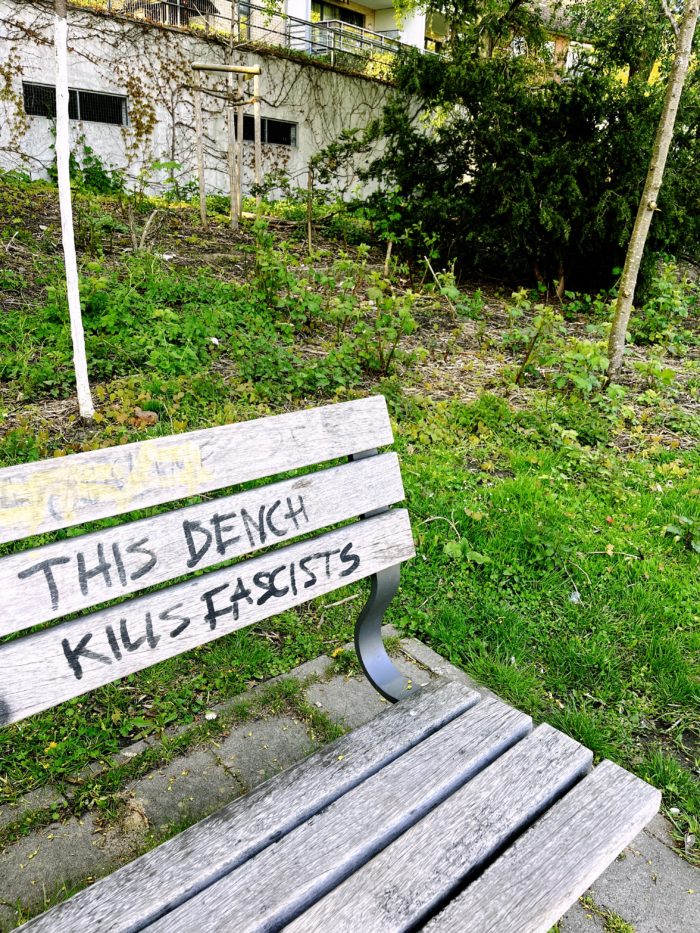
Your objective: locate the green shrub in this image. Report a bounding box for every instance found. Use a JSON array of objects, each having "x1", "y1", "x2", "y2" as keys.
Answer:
[
  {"x1": 630, "y1": 258, "x2": 700, "y2": 351},
  {"x1": 366, "y1": 49, "x2": 699, "y2": 293}
]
